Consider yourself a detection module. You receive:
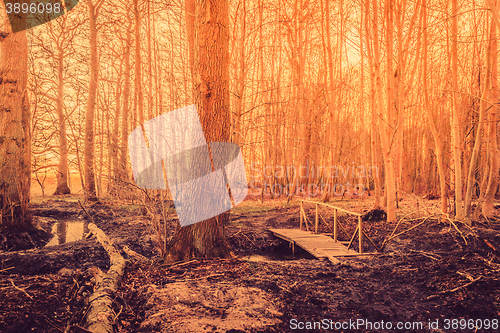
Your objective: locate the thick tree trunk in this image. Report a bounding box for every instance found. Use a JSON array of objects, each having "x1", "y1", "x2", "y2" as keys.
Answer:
[
  {"x1": 0, "y1": 8, "x2": 31, "y2": 231},
  {"x1": 165, "y1": 0, "x2": 232, "y2": 263}
]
